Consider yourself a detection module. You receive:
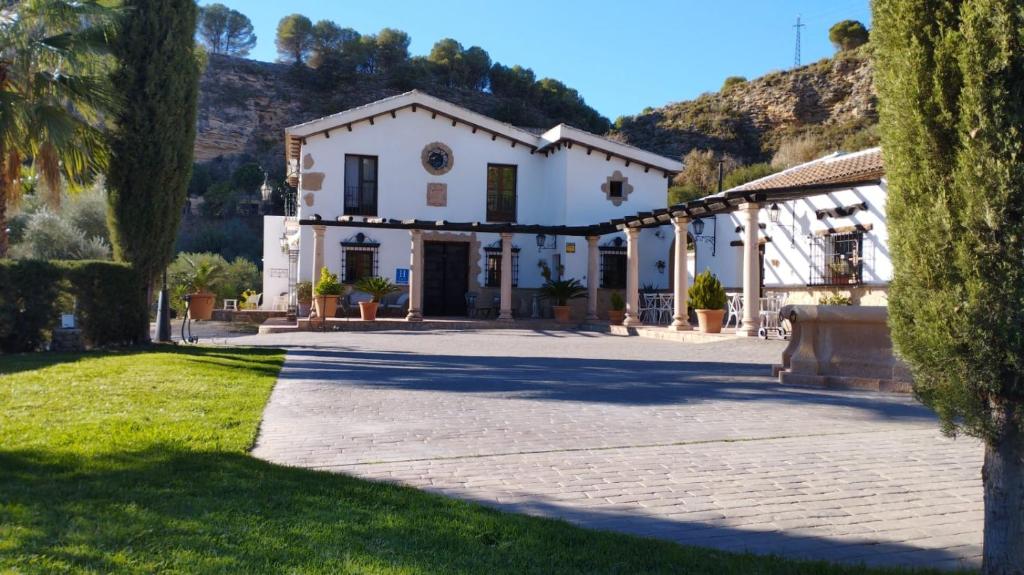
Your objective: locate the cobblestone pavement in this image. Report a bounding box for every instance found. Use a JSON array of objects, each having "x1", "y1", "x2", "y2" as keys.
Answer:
[{"x1": 248, "y1": 330, "x2": 983, "y2": 571}]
